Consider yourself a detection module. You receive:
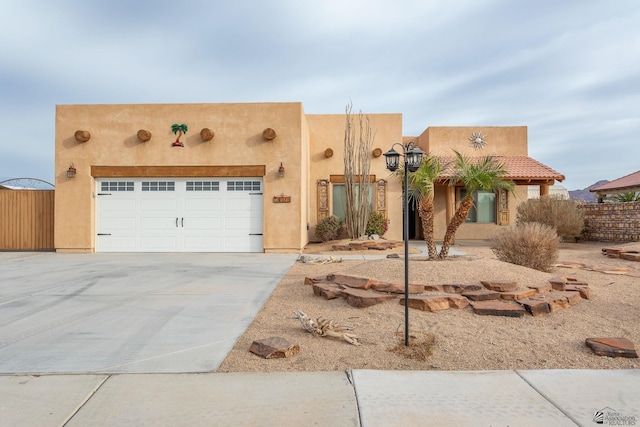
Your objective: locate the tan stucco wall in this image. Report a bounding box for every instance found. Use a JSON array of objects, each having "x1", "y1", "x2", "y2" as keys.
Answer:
[
  {"x1": 419, "y1": 126, "x2": 528, "y2": 157},
  {"x1": 306, "y1": 113, "x2": 404, "y2": 241},
  {"x1": 55, "y1": 103, "x2": 552, "y2": 251},
  {"x1": 431, "y1": 185, "x2": 529, "y2": 241},
  {"x1": 422, "y1": 126, "x2": 530, "y2": 241},
  {"x1": 55, "y1": 102, "x2": 306, "y2": 252}
]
